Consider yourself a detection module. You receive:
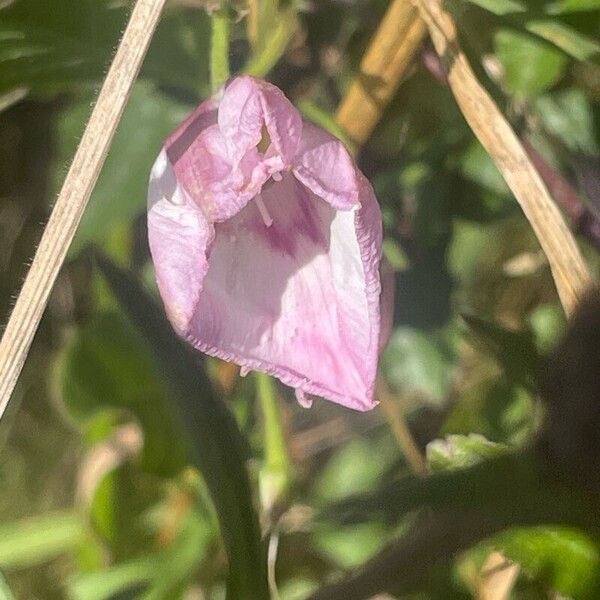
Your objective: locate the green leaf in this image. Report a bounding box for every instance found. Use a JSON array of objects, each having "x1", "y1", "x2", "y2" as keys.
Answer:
[
  {"x1": 53, "y1": 83, "x2": 190, "y2": 255},
  {"x1": 536, "y1": 89, "x2": 599, "y2": 155},
  {"x1": 141, "y1": 510, "x2": 213, "y2": 600},
  {"x1": 495, "y1": 28, "x2": 569, "y2": 96},
  {"x1": 461, "y1": 313, "x2": 540, "y2": 392},
  {"x1": 528, "y1": 302, "x2": 567, "y2": 353},
  {"x1": 313, "y1": 522, "x2": 390, "y2": 569},
  {"x1": 427, "y1": 434, "x2": 509, "y2": 472},
  {"x1": 0, "y1": 572, "x2": 15, "y2": 600},
  {"x1": 95, "y1": 253, "x2": 268, "y2": 599},
  {"x1": 460, "y1": 141, "x2": 510, "y2": 197},
  {"x1": 0, "y1": 0, "x2": 209, "y2": 94},
  {"x1": 0, "y1": 512, "x2": 85, "y2": 570},
  {"x1": 546, "y1": 0, "x2": 600, "y2": 12},
  {"x1": 526, "y1": 20, "x2": 600, "y2": 61},
  {"x1": 381, "y1": 326, "x2": 456, "y2": 404},
  {"x1": 463, "y1": 0, "x2": 527, "y2": 15},
  {"x1": 57, "y1": 310, "x2": 188, "y2": 476},
  {"x1": 313, "y1": 437, "x2": 398, "y2": 504},
  {"x1": 494, "y1": 527, "x2": 600, "y2": 599},
  {"x1": 68, "y1": 556, "x2": 157, "y2": 600}
]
